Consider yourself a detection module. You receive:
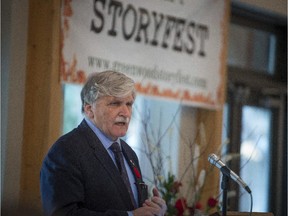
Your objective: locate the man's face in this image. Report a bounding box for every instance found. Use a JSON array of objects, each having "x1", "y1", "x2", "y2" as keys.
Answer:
[{"x1": 85, "y1": 95, "x2": 134, "y2": 141}]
